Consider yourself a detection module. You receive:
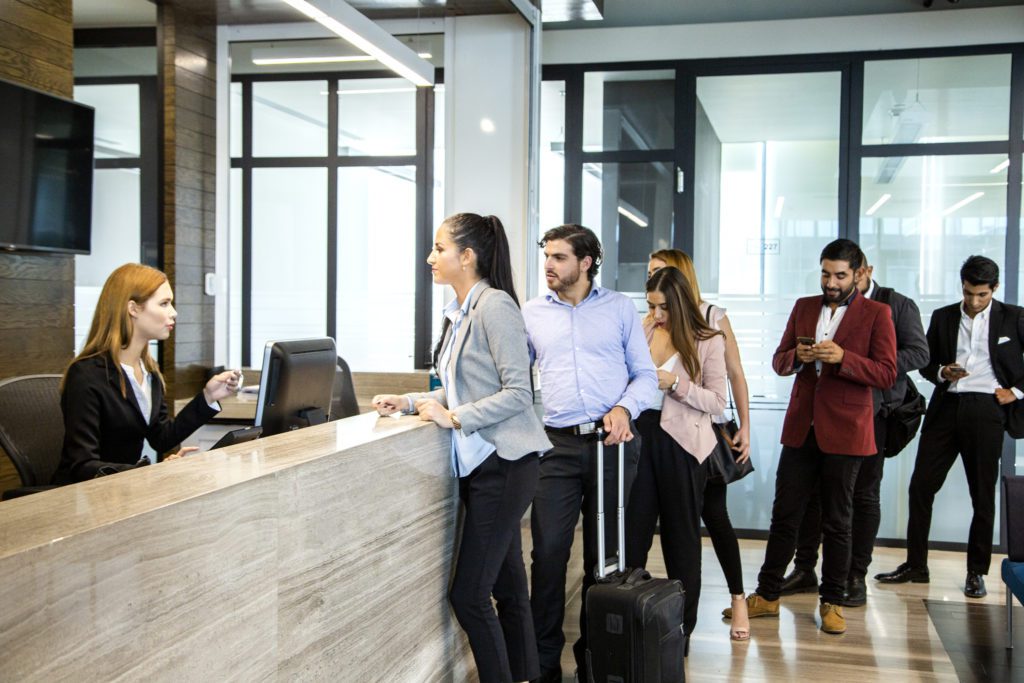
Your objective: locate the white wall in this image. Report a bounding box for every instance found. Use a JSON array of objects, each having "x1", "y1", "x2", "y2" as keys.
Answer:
[{"x1": 543, "y1": 6, "x2": 1024, "y2": 64}]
